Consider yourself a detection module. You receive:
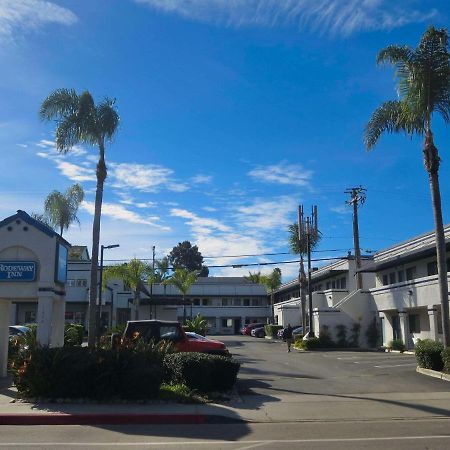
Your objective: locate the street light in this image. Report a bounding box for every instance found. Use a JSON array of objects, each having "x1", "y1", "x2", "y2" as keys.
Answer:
[{"x1": 98, "y1": 244, "x2": 119, "y2": 337}]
